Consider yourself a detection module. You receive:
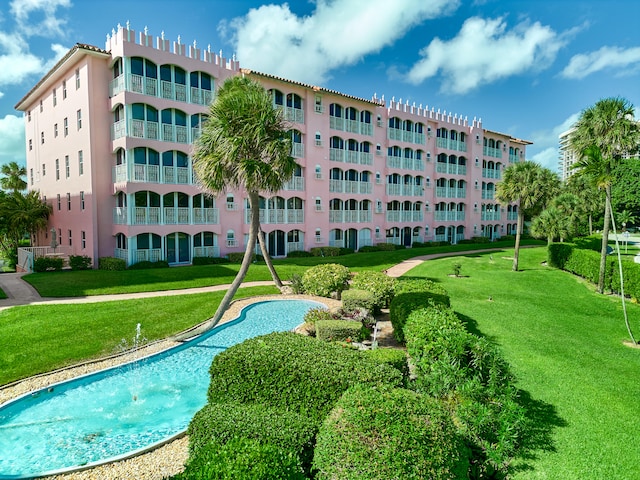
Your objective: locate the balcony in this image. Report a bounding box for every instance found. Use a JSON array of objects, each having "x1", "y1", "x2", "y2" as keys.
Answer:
[
  {"x1": 109, "y1": 74, "x2": 214, "y2": 106},
  {"x1": 436, "y1": 163, "x2": 467, "y2": 175},
  {"x1": 329, "y1": 180, "x2": 373, "y2": 194},
  {"x1": 291, "y1": 143, "x2": 304, "y2": 158},
  {"x1": 282, "y1": 176, "x2": 305, "y2": 191},
  {"x1": 483, "y1": 146, "x2": 502, "y2": 159},
  {"x1": 113, "y1": 164, "x2": 192, "y2": 185},
  {"x1": 329, "y1": 149, "x2": 373, "y2": 166},
  {"x1": 434, "y1": 211, "x2": 466, "y2": 221},
  {"x1": 436, "y1": 138, "x2": 467, "y2": 152},
  {"x1": 386, "y1": 211, "x2": 424, "y2": 222},
  {"x1": 481, "y1": 211, "x2": 501, "y2": 221},
  {"x1": 481, "y1": 190, "x2": 495, "y2": 200},
  {"x1": 435, "y1": 187, "x2": 466, "y2": 198},
  {"x1": 193, "y1": 207, "x2": 220, "y2": 224},
  {"x1": 193, "y1": 245, "x2": 220, "y2": 258},
  {"x1": 245, "y1": 208, "x2": 305, "y2": 224},
  {"x1": 387, "y1": 157, "x2": 425, "y2": 171},
  {"x1": 507, "y1": 212, "x2": 518, "y2": 221},
  {"x1": 161, "y1": 81, "x2": 187, "y2": 102},
  {"x1": 482, "y1": 168, "x2": 501, "y2": 179},
  {"x1": 282, "y1": 106, "x2": 304, "y2": 124},
  {"x1": 386, "y1": 184, "x2": 424, "y2": 197},
  {"x1": 162, "y1": 124, "x2": 189, "y2": 144},
  {"x1": 329, "y1": 210, "x2": 372, "y2": 223}
]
